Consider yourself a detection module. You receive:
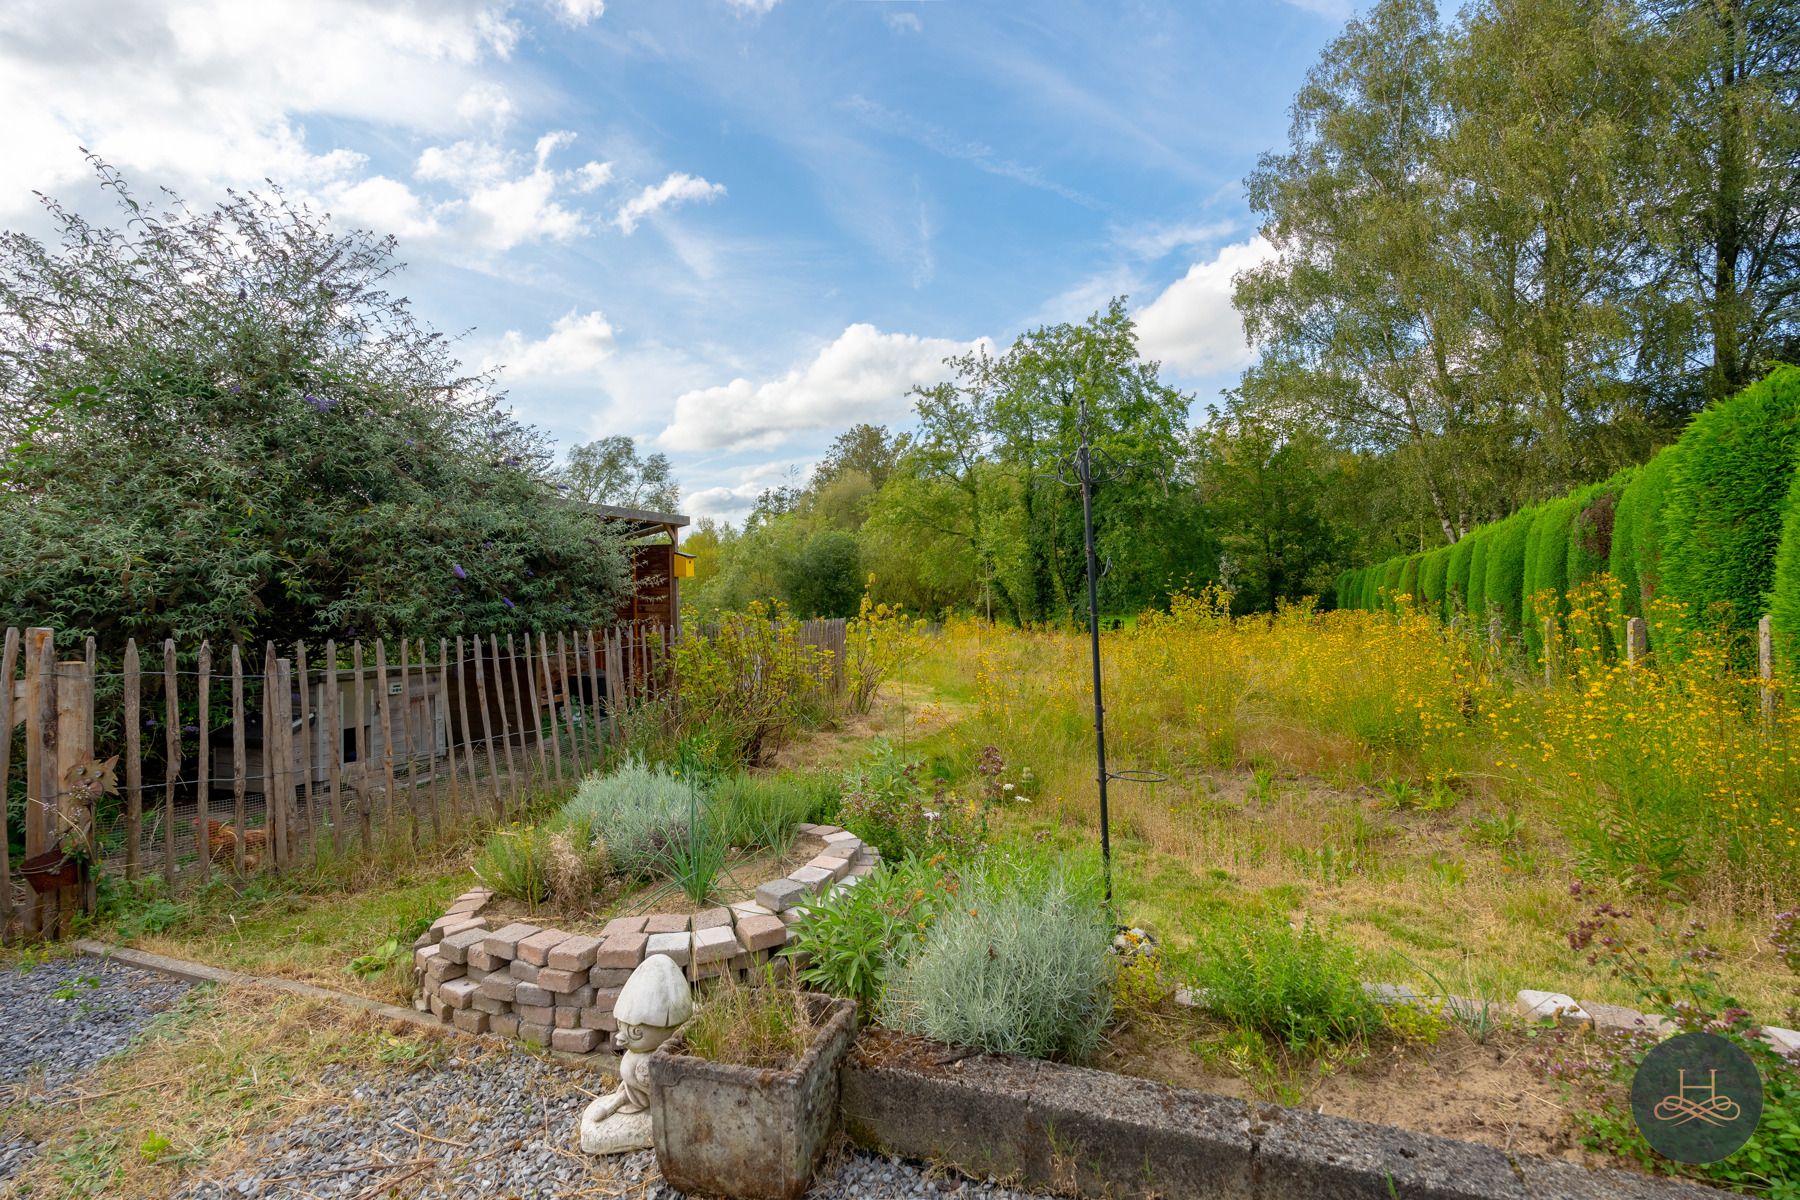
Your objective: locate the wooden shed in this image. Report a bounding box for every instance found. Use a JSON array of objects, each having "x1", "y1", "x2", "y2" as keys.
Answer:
[{"x1": 591, "y1": 503, "x2": 690, "y2": 628}]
